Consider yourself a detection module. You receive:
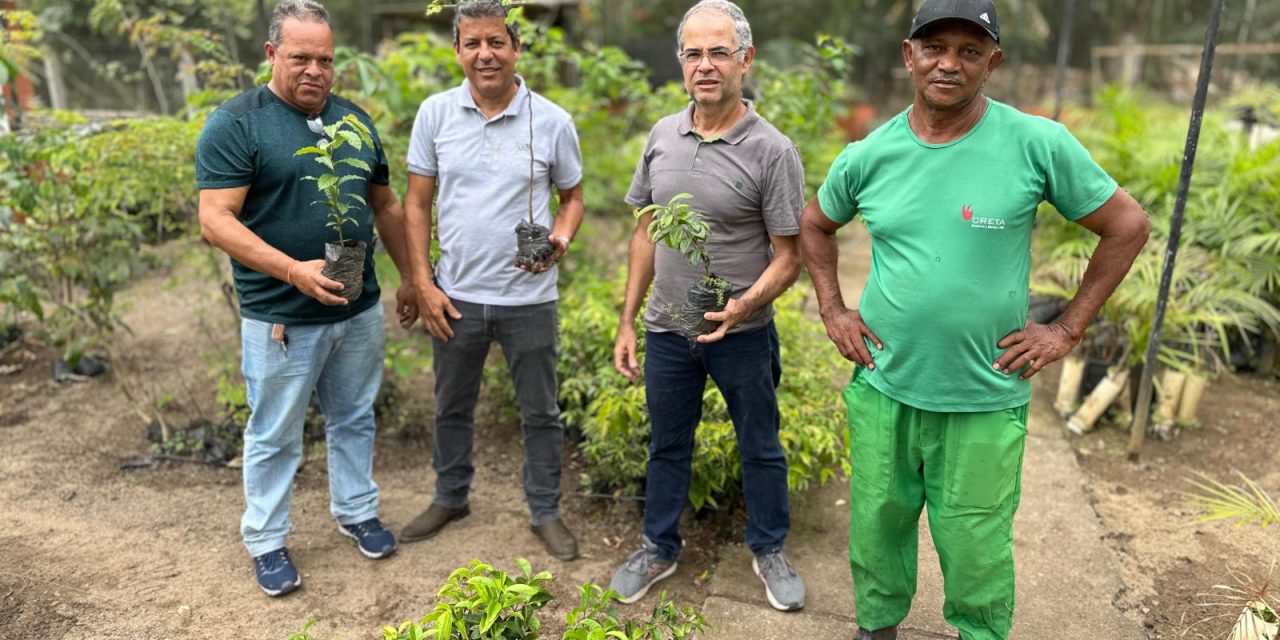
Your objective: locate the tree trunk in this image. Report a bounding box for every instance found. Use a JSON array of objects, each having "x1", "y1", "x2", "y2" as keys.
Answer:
[{"x1": 41, "y1": 47, "x2": 68, "y2": 110}]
